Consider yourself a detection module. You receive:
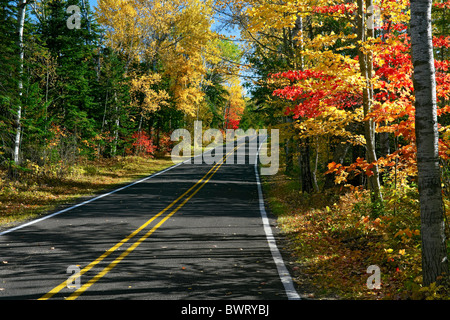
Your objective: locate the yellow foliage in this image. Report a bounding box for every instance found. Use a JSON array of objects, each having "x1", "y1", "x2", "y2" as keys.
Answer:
[
  {"x1": 129, "y1": 72, "x2": 170, "y2": 116},
  {"x1": 96, "y1": 0, "x2": 219, "y2": 116}
]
